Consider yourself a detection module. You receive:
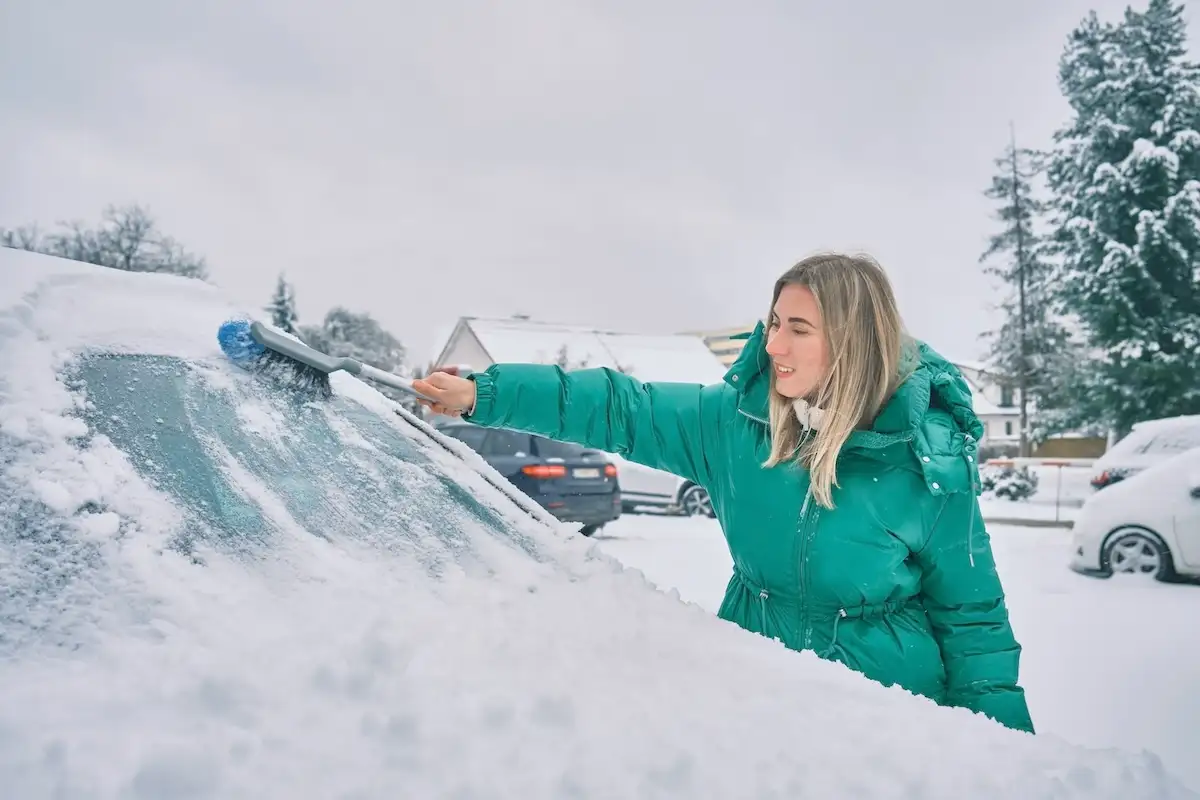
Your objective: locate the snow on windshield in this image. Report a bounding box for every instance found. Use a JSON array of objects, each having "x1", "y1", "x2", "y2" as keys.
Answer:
[
  {"x1": 1105, "y1": 416, "x2": 1200, "y2": 461},
  {"x1": 0, "y1": 251, "x2": 1192, "y2": 798}
]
